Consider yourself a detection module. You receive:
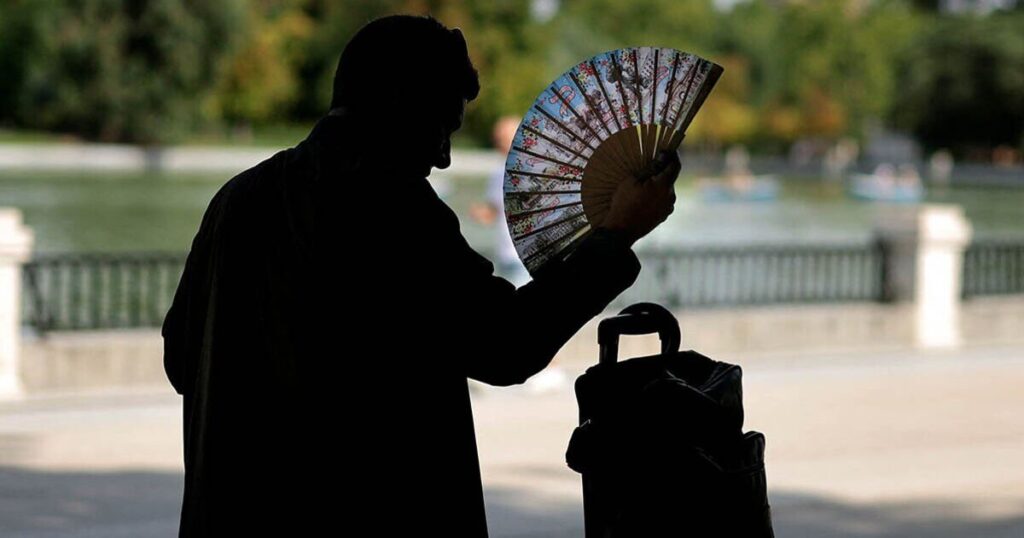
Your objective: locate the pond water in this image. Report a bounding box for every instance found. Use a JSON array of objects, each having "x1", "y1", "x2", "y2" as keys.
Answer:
[{"x1": 1, "y1": 171, "x2": 1021, "y2": 256}]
